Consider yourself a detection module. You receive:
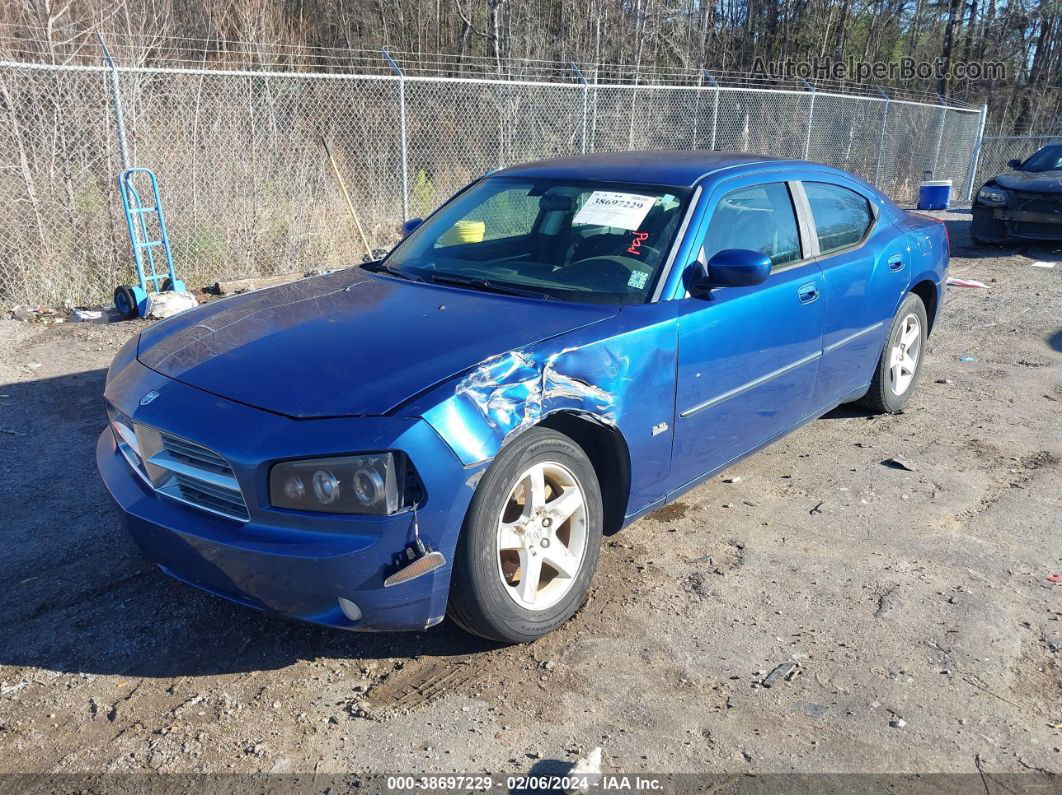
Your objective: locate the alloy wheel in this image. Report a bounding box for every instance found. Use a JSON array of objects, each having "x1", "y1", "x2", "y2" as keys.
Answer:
[
  {"x1": 888, "y1": 313, "x2": 922, "y2": 396},
  {"x1": 496, "y1": 461, "x2": 588, "y2": 611}
]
